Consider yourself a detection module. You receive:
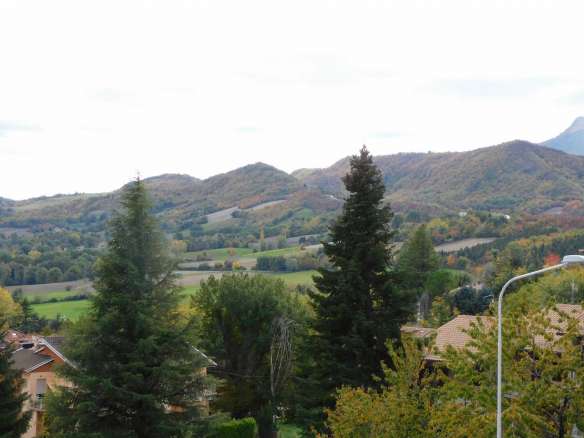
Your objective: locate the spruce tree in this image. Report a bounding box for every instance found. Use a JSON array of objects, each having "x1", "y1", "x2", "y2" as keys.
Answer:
[
  {"x1": 397, "y1": 224, "x2": 439, "y2": 320},
  {"x1": 45, "y1": 179, "x2": 209, "y2": 438},
  {"x1": 302, "y1": 146, "x2": 415, "y2": 428},
  {"x1": 0, "y1": 330, "x2": 32, "y2": 438},
  {"x1": 397, "y1": 224, "x2": 439, "y2": 290}
]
